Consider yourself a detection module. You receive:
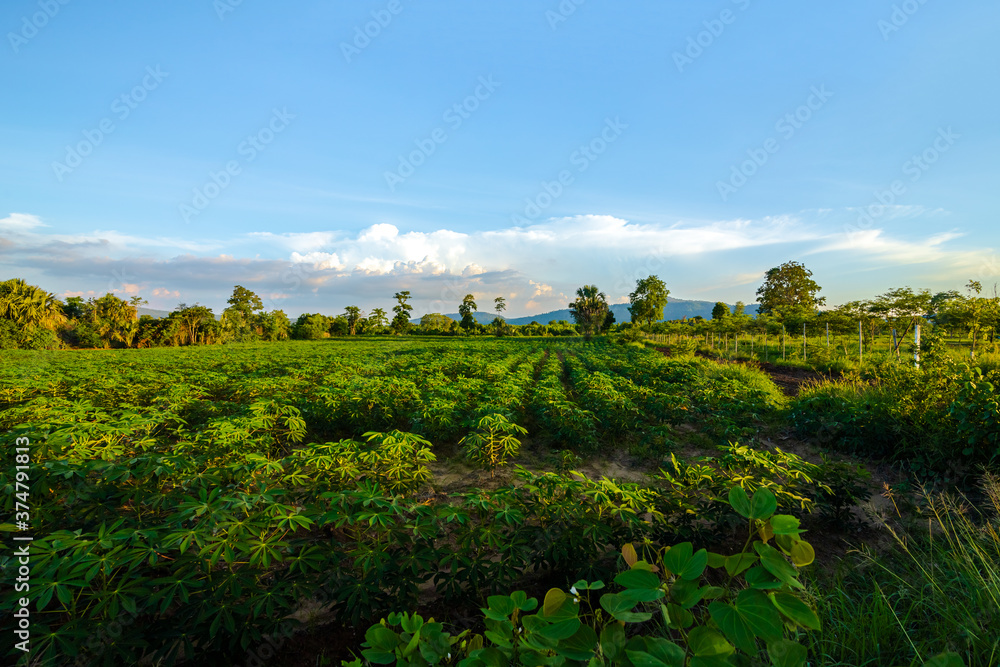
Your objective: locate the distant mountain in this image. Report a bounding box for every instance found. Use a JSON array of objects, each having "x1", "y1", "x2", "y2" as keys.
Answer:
[
  {"x1": 417, "y1": 298, "x2": 758, "y2": 326},
  {"x1": 138, "y1": 307, "x2": 172, "y2": 319}
]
